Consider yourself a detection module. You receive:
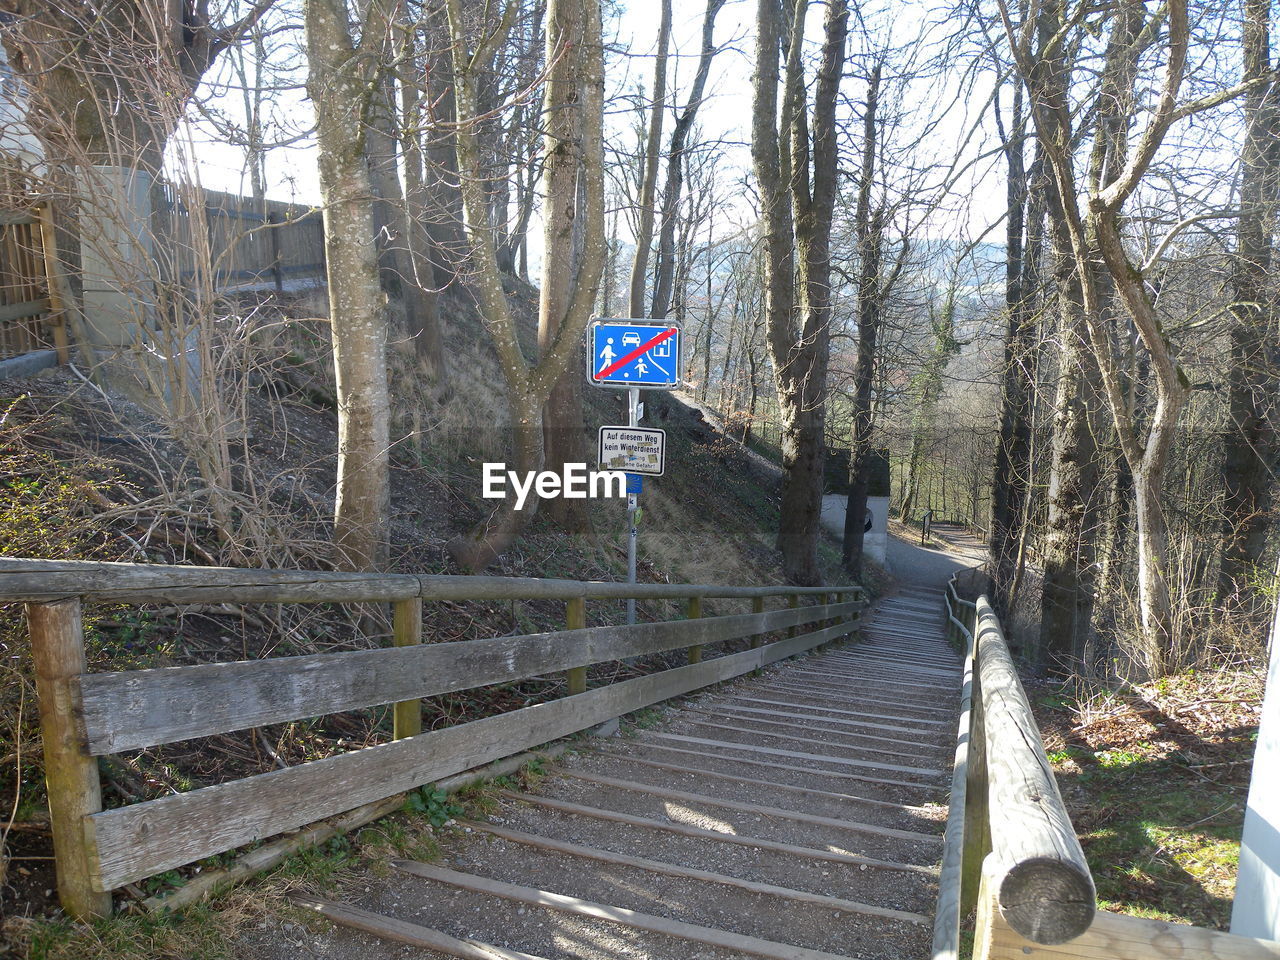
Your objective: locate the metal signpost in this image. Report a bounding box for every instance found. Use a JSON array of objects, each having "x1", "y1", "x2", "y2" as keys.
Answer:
[{"x1": 588, "y1": 320, "x2": 680, "y2": 623}]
